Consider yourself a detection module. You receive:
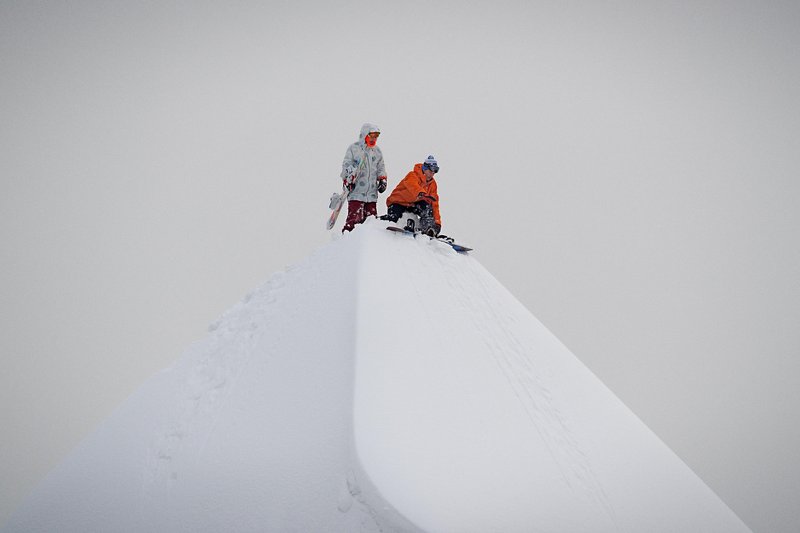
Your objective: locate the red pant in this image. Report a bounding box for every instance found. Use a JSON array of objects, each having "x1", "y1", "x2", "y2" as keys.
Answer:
[{"x1": 342, "y1": 200, "x2": 377, "y2": 232}]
